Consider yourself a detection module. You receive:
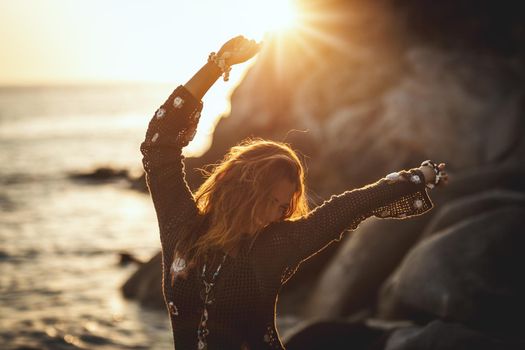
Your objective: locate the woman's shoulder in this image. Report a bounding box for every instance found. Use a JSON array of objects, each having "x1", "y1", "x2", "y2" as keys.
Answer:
[{"x1": 248, "y1": 222, "x2": 292, "y2": 260}]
